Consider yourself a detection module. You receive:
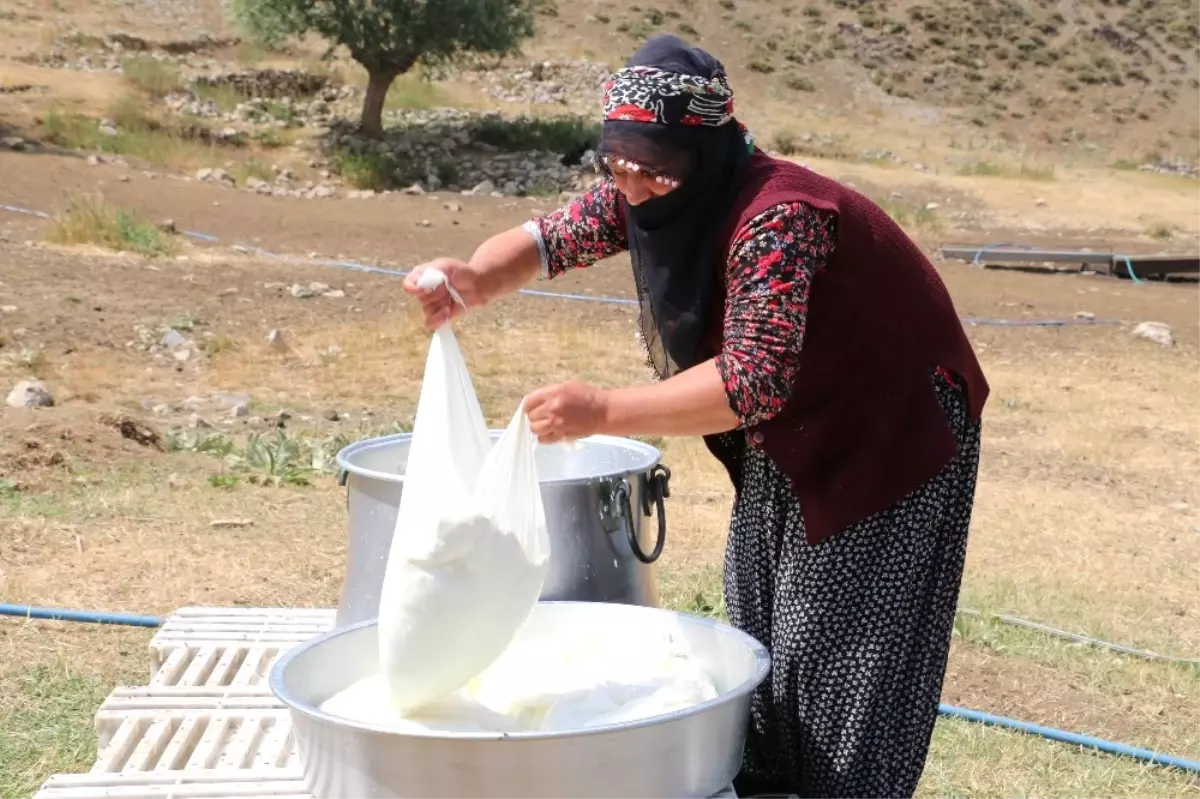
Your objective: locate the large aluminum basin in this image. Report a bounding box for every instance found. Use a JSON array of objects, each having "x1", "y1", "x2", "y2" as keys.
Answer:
[{"x1": 270, "y1": 601, "x2": 770, "y2": 798}]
